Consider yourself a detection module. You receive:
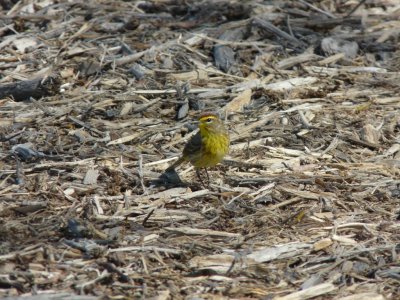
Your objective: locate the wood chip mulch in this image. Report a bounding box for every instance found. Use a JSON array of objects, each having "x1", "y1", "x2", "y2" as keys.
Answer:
[{"x1": 1, "y1": 0, "x2": 400, "y2": 299}]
